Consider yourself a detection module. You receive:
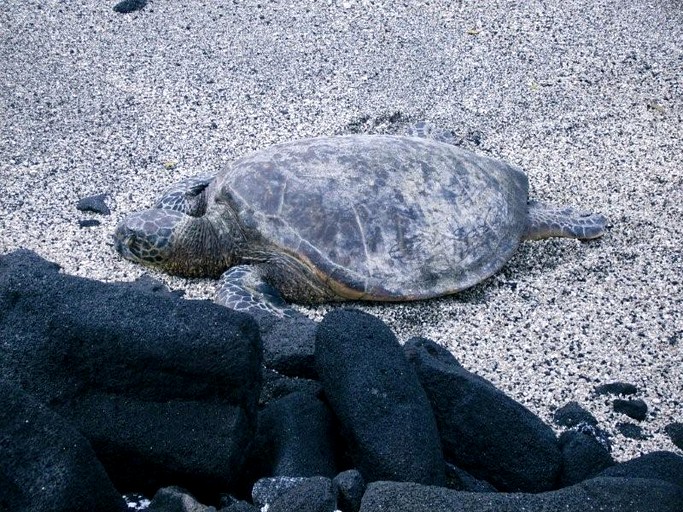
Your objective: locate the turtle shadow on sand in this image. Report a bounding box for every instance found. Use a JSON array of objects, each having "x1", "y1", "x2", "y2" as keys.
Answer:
[
  {"x1": 113, "y1": 124, "x2": 608, "y2": 317},
  {"x1": 507, "y1": 236, "x2": 603, "y2": 274}
]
